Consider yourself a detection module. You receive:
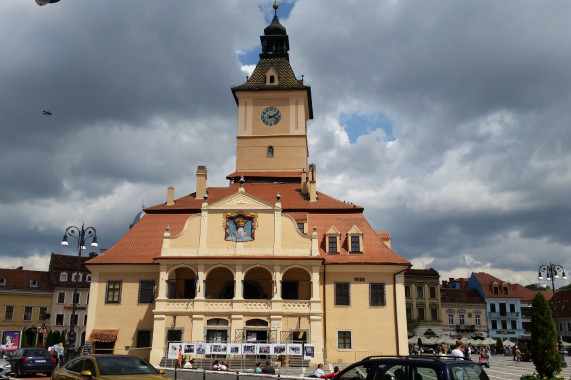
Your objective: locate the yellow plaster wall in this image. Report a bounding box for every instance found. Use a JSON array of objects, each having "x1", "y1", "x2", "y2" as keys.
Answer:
[
  {"x1": 0, "y1": 292, "x2": 52, "y2": 332},
  {"x1": 236, "y1": 135, "x2": 308, "y2": 172},
  {"x1": 323, "y1": 267, "x2": 401, "y2": 363}
]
